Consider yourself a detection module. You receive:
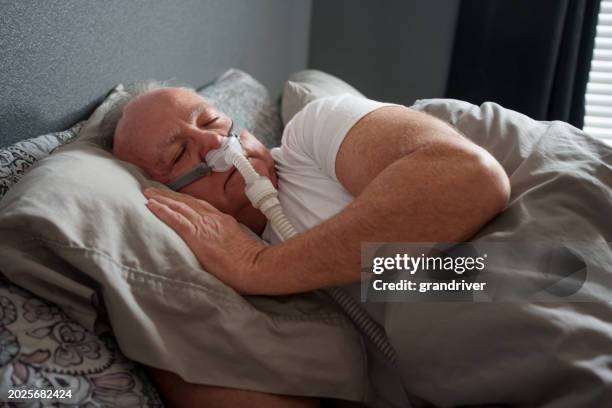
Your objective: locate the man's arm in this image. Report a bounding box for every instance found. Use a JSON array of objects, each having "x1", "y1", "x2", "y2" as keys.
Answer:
[
  {"x1": 249, "y1": 106, "x2": 510, "y2": 294},
  {"x1": 144, "y1": 106, "x2": 510, "y2": 296}
]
